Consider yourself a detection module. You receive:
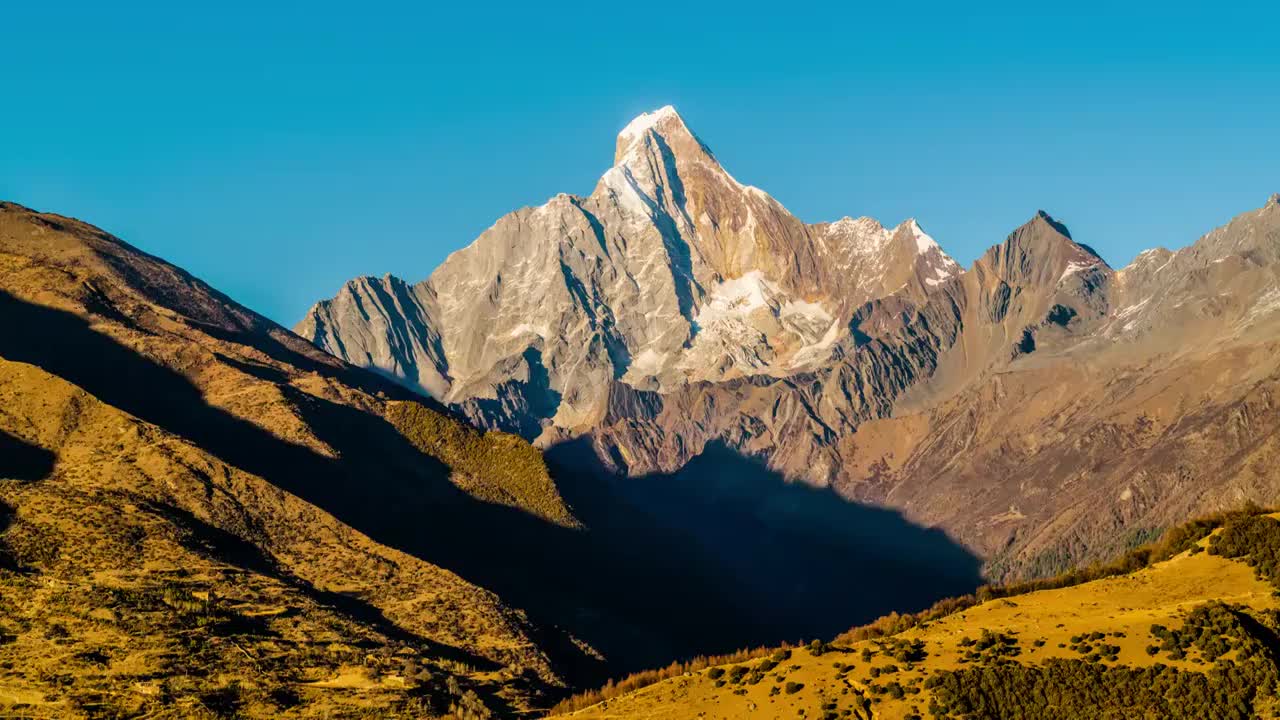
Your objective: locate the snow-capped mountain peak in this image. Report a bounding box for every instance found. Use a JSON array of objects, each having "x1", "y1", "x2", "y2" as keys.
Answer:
[{"x1": 300, "y1": 105, "x2": 969, "y2": 438}]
